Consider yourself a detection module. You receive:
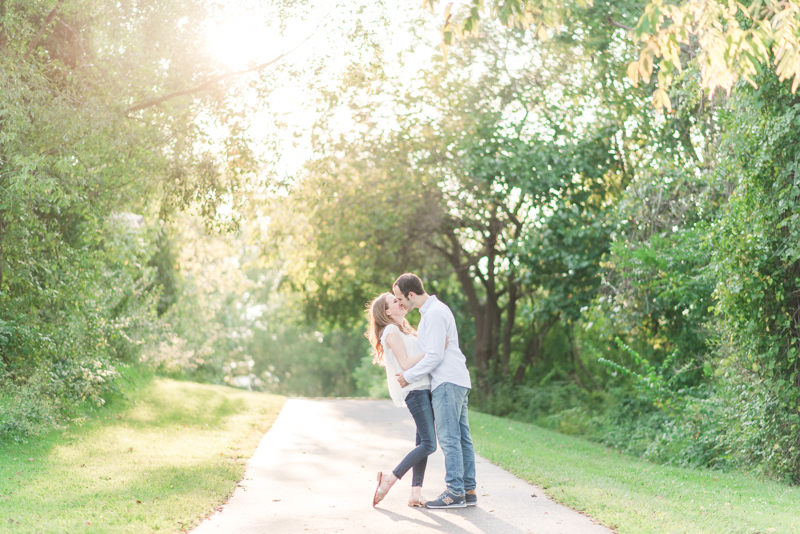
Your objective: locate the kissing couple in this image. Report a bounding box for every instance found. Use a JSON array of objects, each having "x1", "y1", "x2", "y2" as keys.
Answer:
[{"x1": 366, "y1": 273, "x2": 477, "y2": 509}]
